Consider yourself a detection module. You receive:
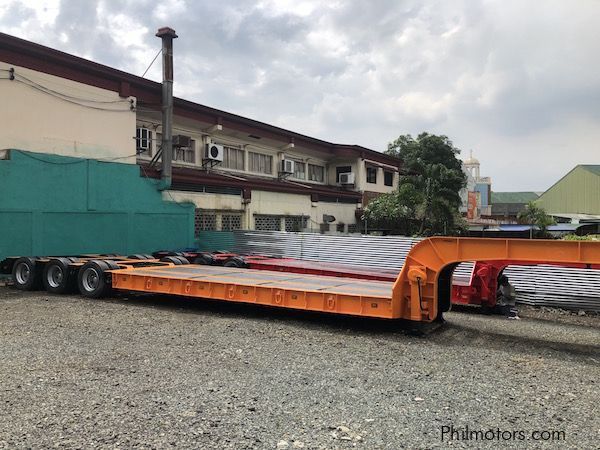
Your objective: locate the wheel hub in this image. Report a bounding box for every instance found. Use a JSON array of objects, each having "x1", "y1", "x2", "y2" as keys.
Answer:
[
  {"x1": 15, "y1": 262, "x2": 30, "y2": 284},
  {"x1": 82, "y1": 267, "x2": 100, "y2": 292},
  {"x1": 47, "y1": 265, "x2": 64, "y2": 288}
]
